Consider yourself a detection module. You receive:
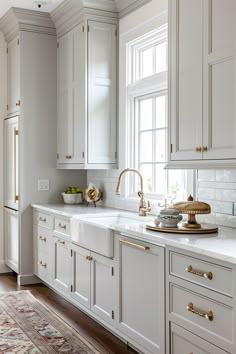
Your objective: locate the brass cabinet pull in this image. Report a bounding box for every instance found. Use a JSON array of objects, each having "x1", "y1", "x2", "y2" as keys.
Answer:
[
  {"x1": 187, "y1": 302, "x2": 214, "y2": 321},
  {"x1": 58, "y1": 223, "x2": 66, "y2": 229},
  {"x1": 202, "y1": 146, "x2": 208, "y2": 152},
  {"x1": 86, "y1": 255, "x2": 93, "y2": 261},
  {"x1": 13, "y1": 127, "x2": 19, "y2": 203},
  {"x1": 194, "y1": 147, "x2": 202, "y2": 152},
  {"x1": 57, "y1": 240, "x2": 65, "y2": 245},
  {"x1": 39, "y1": 217, "x2": 46, "y2": 222},
  {"x1": 38, "y1": 236, "x2": 46, "y2": 242},
  {"x1": 119, "y1": 239, "x2": 150, "y2": 251},
  {"x1": 186, "y1": 265, "x2": 213, "y2": 280},
  {"x1": 38, "y1": 261, "x2": 47, "y2": 268},
  {"x1": 66, "y1": 155, "x2": 72, "y2": 159}
]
